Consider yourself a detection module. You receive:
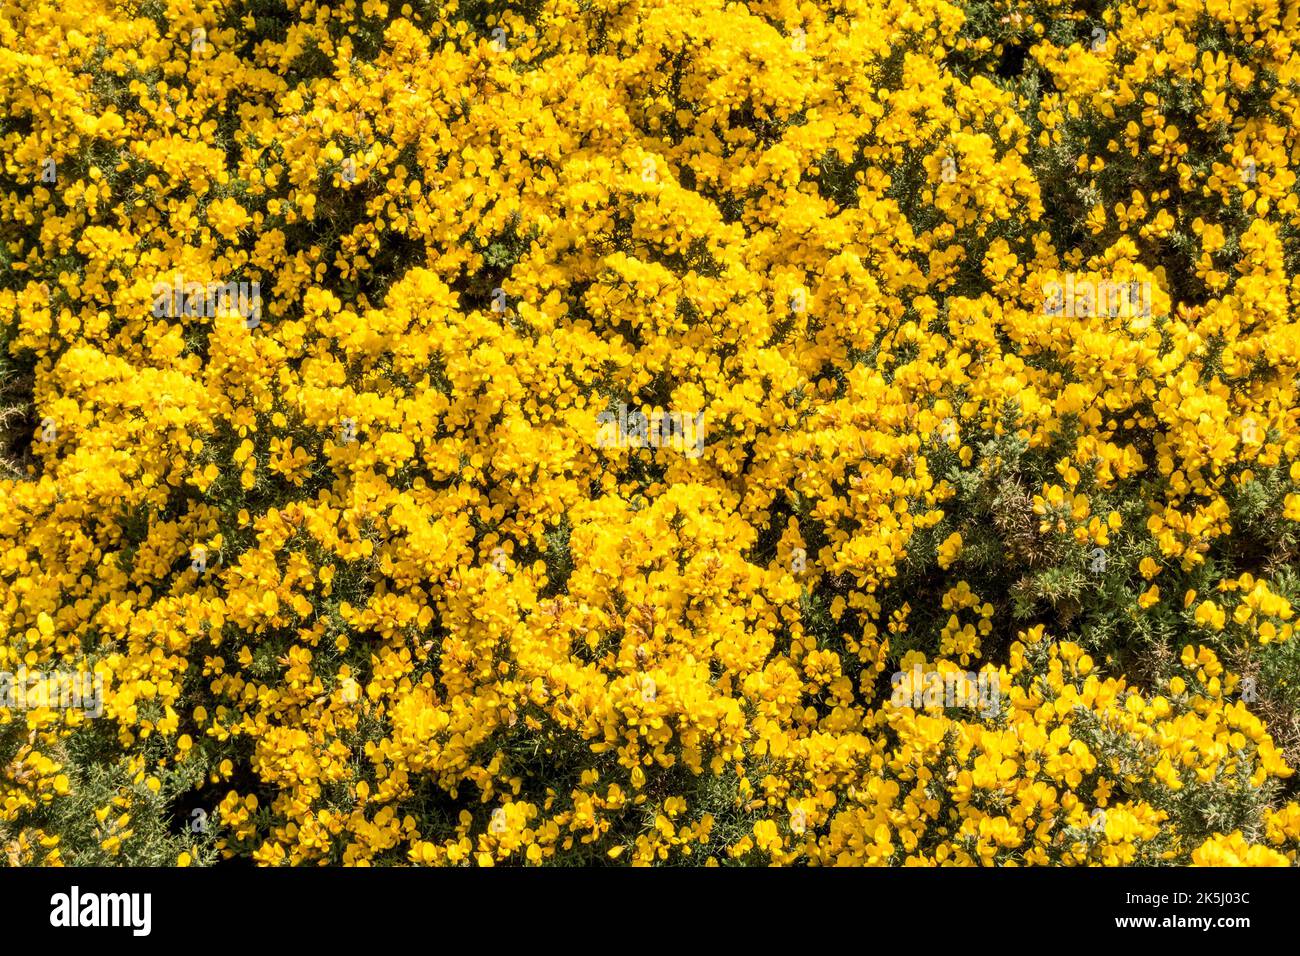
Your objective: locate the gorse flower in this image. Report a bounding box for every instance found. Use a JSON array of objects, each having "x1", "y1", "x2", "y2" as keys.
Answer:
[{"x1": 1, "y1": 0, "x2": 1299, "y2": 867}]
